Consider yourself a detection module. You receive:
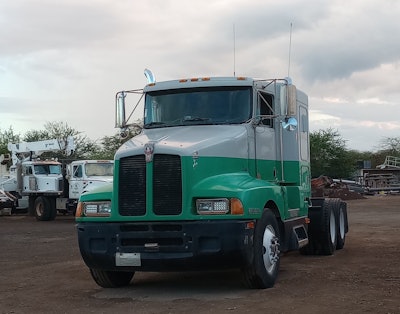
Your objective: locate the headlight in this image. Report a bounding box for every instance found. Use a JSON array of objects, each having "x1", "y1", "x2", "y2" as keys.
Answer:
[
  {"x1": 196, "y1": 198, "x2": 244, "y2": 215},
  {"x1": 196, "y1": 198, "x2": 230, "y2": 215},
  {"x1": 79, "y1": 201, "x2": 112, "y2": 217}
]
